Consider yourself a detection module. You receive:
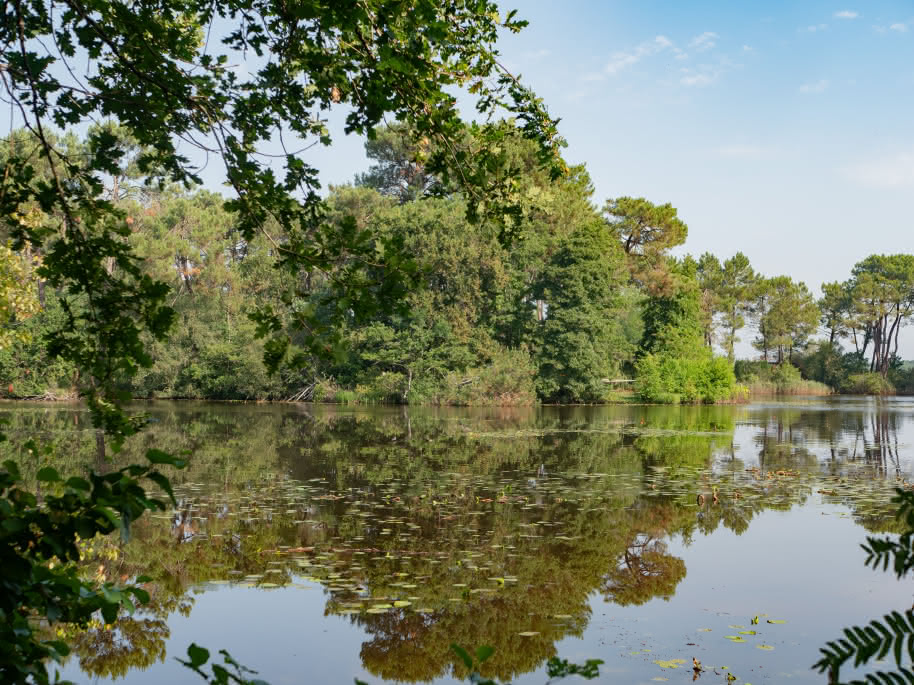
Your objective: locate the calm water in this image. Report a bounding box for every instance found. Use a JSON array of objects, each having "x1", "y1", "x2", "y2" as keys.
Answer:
[{"x1": 3, "y1": 398, "x2": 914, "y2": 685}]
